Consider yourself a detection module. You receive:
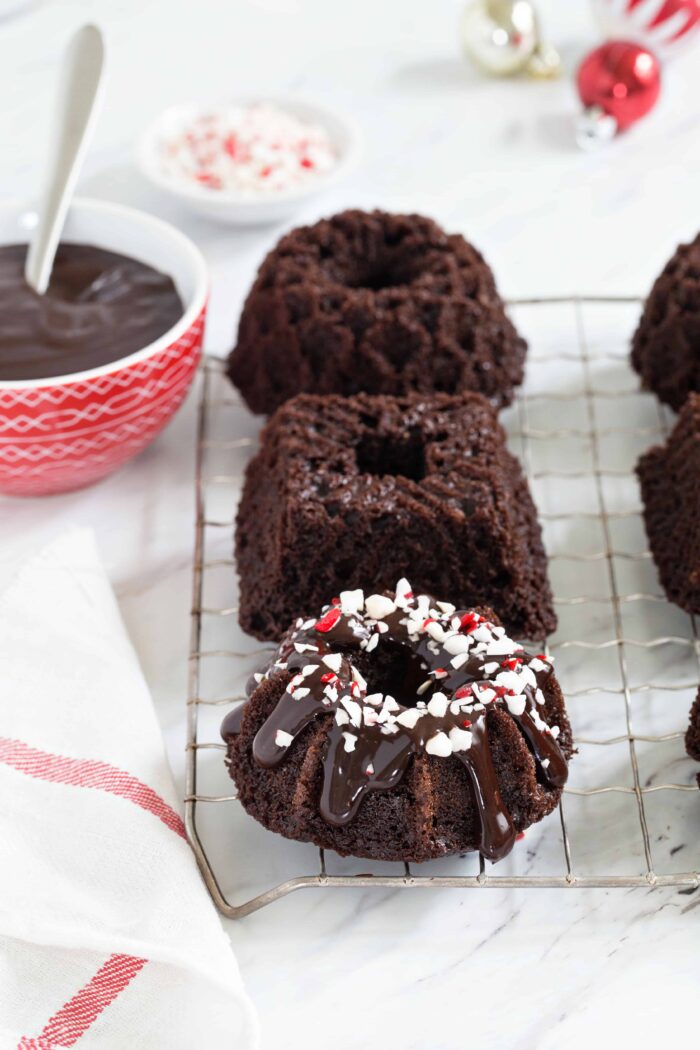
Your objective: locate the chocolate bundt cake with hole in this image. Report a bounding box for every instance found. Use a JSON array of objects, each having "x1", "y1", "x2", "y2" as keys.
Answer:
[
  {"x1": 235, "y1": 390, "x2": 556, "y2": 642},
  {"x1": 632, "y1": 233, "x2": 700, "y2": 410},
  {"x1": 687, "y1": 692, "x2": 700, "y2": 788},
  {"x1": 227, "y1": 209, "x2": 526, "y2": 414},
  {"x1": 637, "y1": 394, "x2": 700, "y2": 612},
  {"x1": 222, "y1": 584, "x2": 572, "y2": 863}
]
